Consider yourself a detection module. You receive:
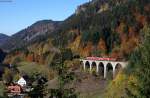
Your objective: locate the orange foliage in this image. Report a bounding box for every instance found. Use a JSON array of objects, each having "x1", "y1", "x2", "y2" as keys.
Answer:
[
  {"x1": 134, "y1": 13, "x2": 146, "y2": 26},
  {"x1": 97, "y1": 38, "x2": 107, "y2": 52},
  {"x1": 26, "y1": 54, "x2": 34, "y2": 62},
  {"x1": 120, "y1": 37, "x2": 139, "y2": 57},
  {"x1": 80, "y1": 42, "x2": 93, "y2": 57},
  {"x1": 116, "y1": 22, "x2": 126, "y2": 34},
  {"x1": 128, "y1": 27, "x2": 139, "y2": 37},
  {"x1": 69, "y1": 29, "x2": 80, "y2": 36},
  {"x1": 39, "y1": 56, "x2": 45, "y2": 64},
  {"x1": 34, "y1": 54, "x2": 40, "y2": 63},
  {"x1": 144, "y1": 4, "x2": 150, "y2": 12},
  {"x1": 116, "y1": 22, "x2": 128, "y2": 43},
  {"x1": 111, "y1": 49, "x2": 121, "y2": 58},
  {"x1": 120, "y1": 33, "x2": 128, "y2": 44}
]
